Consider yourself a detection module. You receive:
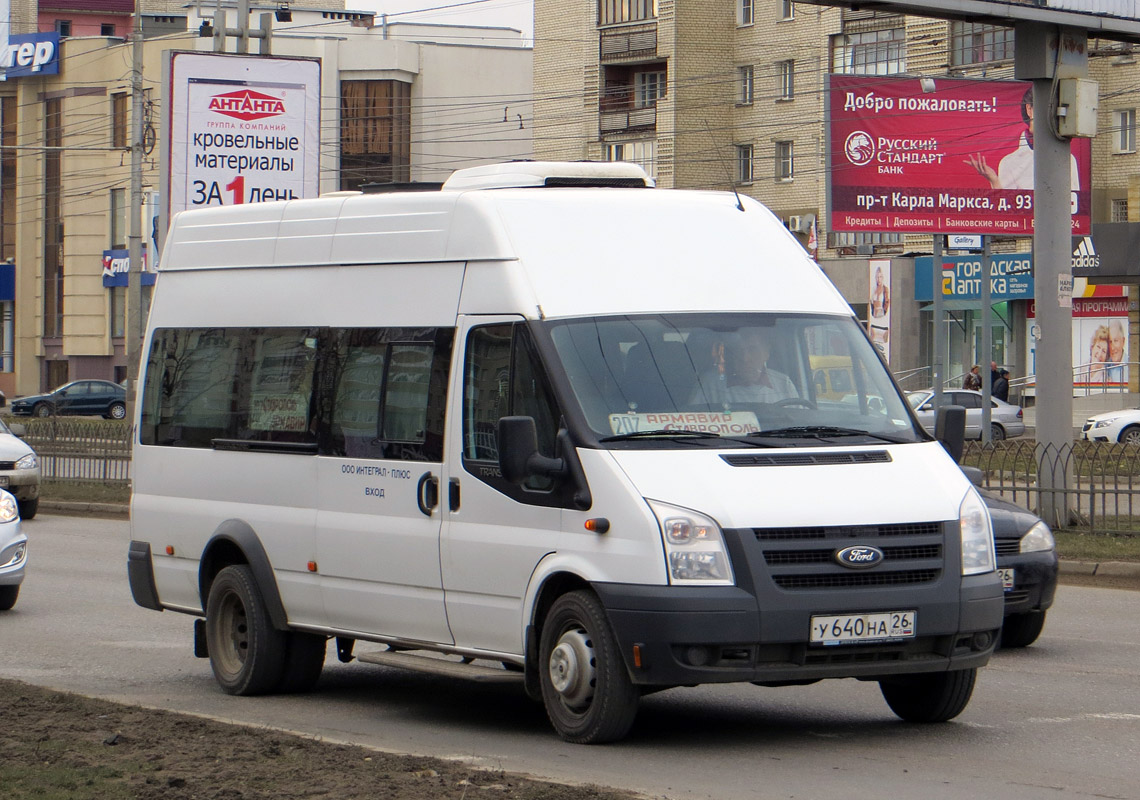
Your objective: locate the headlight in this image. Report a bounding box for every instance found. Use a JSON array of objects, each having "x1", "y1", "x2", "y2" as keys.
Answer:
[
  {"x1": 0, "y1": 491, "x2": 18, "y2": 523},
  {"x1": 959, "y1": 488, "x2": 995, "y2": 575},
  {"x1": 1020, "y1": 520, "x2": 1055, "y2": 554},
  {"x1": 1094, "y1": 418, "x2": 1118, "y2": 429},
  {"x1": 15, "y1": 453, "x2": 37, "y2": 470},
  {"x1": 647, "y1": 499, "x2": 734, "y2": 586}
]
